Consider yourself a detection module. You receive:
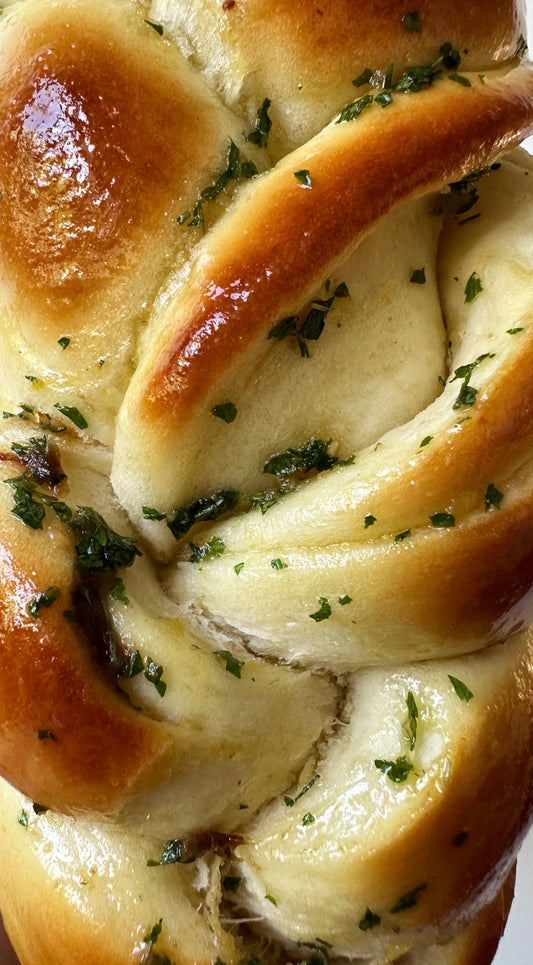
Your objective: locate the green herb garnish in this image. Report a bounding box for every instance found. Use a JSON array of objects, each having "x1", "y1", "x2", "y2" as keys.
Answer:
[
  {"x1": 309, "y1": 597, "x2": 332, "y2": 622},
  {"x1": 448, "y1": 675, "x2": 473, "y2": 702},
  {"x1": 211, "y1": 401, "x2": 238, "y2": 423},
  {"x1": 215, "y1": 650, "x2": 245, "y2": 679},
  {"x1": 406, "y1": 691, "x2": 418, "y2": 750},
  {"x1": 70, "y1": 507, "x2": 141, "y2": 572},
  {"x1": 410, "y1": 268, "x2": 426, "y2": 284},
  {"x1": 246, "y1": 98, "x2": 272, "y2": 148},
  {"x1": 271, "y1": 558, "x2": 288, "y2": 569},
  {"x1": 53, "y1": 403, "x2": 88, "y2": 429},
  {"x1": 390, "y1": 883, "x2": 427, "y2": 913},
  {"x1": 295, "y1": 169, "x2": 312, "y2": 187},
  {"x1": 485, "y1": 483, "x2": 503, "y2": 511},
  {"x1": 28, "y1": 586, "x2": 61, "y2": 619},
  {"x1": 178, "y1": 139, "x2": 258, "y2": 228},
  {"x1": 189, "y1": 536, "x2": 226, "y2": 563},
  {"x1": 429, "y1": 511, "x2": 455, "y2": 528},
  {"x1": 464, "y1": 271, "x2": 483, "y2": 303},
  {"x1": 359, "y1": 908, "x2": 381, "y2": 931},
  {"x1": 402, "y1": 10, "x2": 422, "y2": 31},
  {"x1": 57, "y1": 337, "x2": 71, "y2": 350},
  {"x1": 374, "y1": 756, "x2": 413, "y2": 783}
]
